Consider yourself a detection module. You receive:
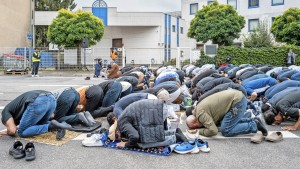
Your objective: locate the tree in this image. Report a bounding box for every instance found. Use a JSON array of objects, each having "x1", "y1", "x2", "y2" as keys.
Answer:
[
  {"x1": 47, "y1": 9, "x2": 105, "y2": 67},
  {"x1": 35, "y1": 0, "x2": 77, "y2": 47},
  {"x1": 243, "y1": 21, "x2": 274, "y2": 48},
  {"x1": 271, "y1": 8, "x2": 300, "y2": 46},
  {"x1": 188, "y1": 2, "x2": 245, "y2": 46}
]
